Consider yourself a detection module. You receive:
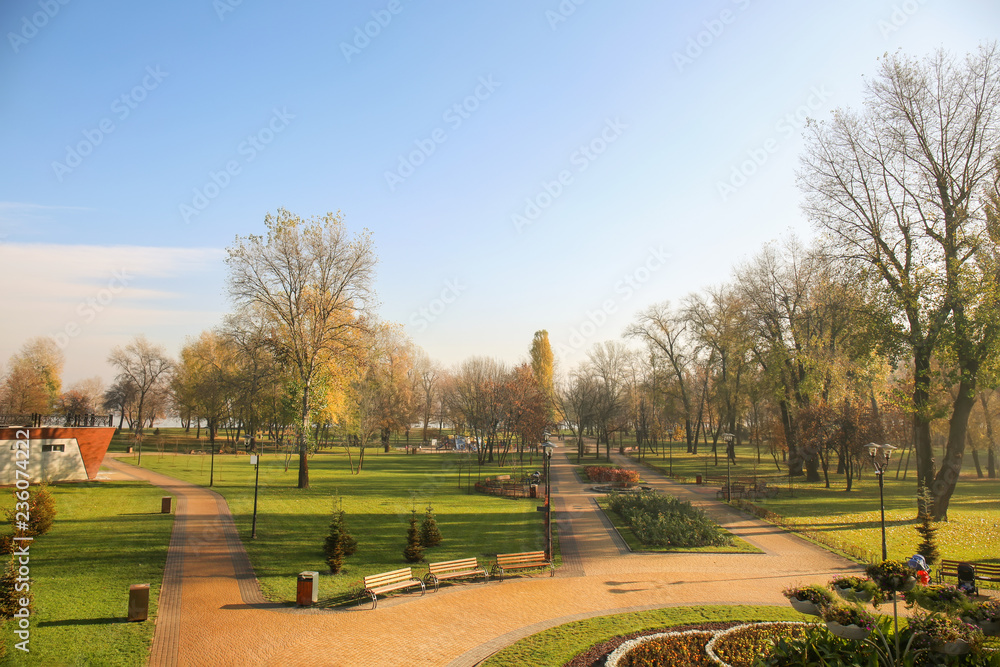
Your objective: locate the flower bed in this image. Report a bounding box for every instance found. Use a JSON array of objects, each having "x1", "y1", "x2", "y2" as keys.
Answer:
[
  {"x1": 585, "y1": 466, "x2": 640, "y2": 486},
  {"x1": 606, "y1": 622, "x2": 815, "y2": 667},
  {"x1": 605, "y1": 490, "x2": 733, "y2": 548}
]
